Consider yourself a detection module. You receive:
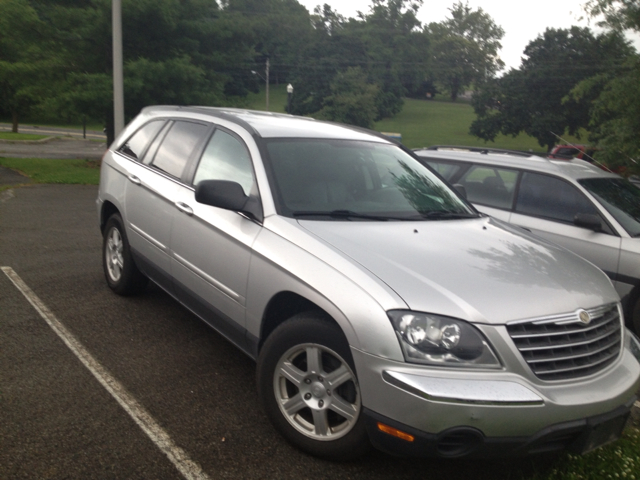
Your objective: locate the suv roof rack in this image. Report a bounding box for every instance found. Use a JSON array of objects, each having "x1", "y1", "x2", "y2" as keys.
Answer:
[{"x1": 417, "y1": 145, "x2": 535, "y2": 158}]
